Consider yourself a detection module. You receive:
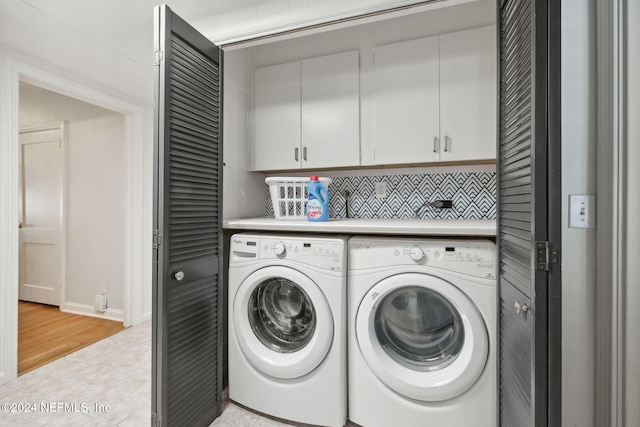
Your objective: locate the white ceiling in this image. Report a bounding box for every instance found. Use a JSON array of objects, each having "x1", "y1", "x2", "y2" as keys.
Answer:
[
  {"x1": 0, "y1": 0, "x2": 484, "y2": 104},
  {"x1": 0, "y1": 0, "x2": 273, "y2": 103}
]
